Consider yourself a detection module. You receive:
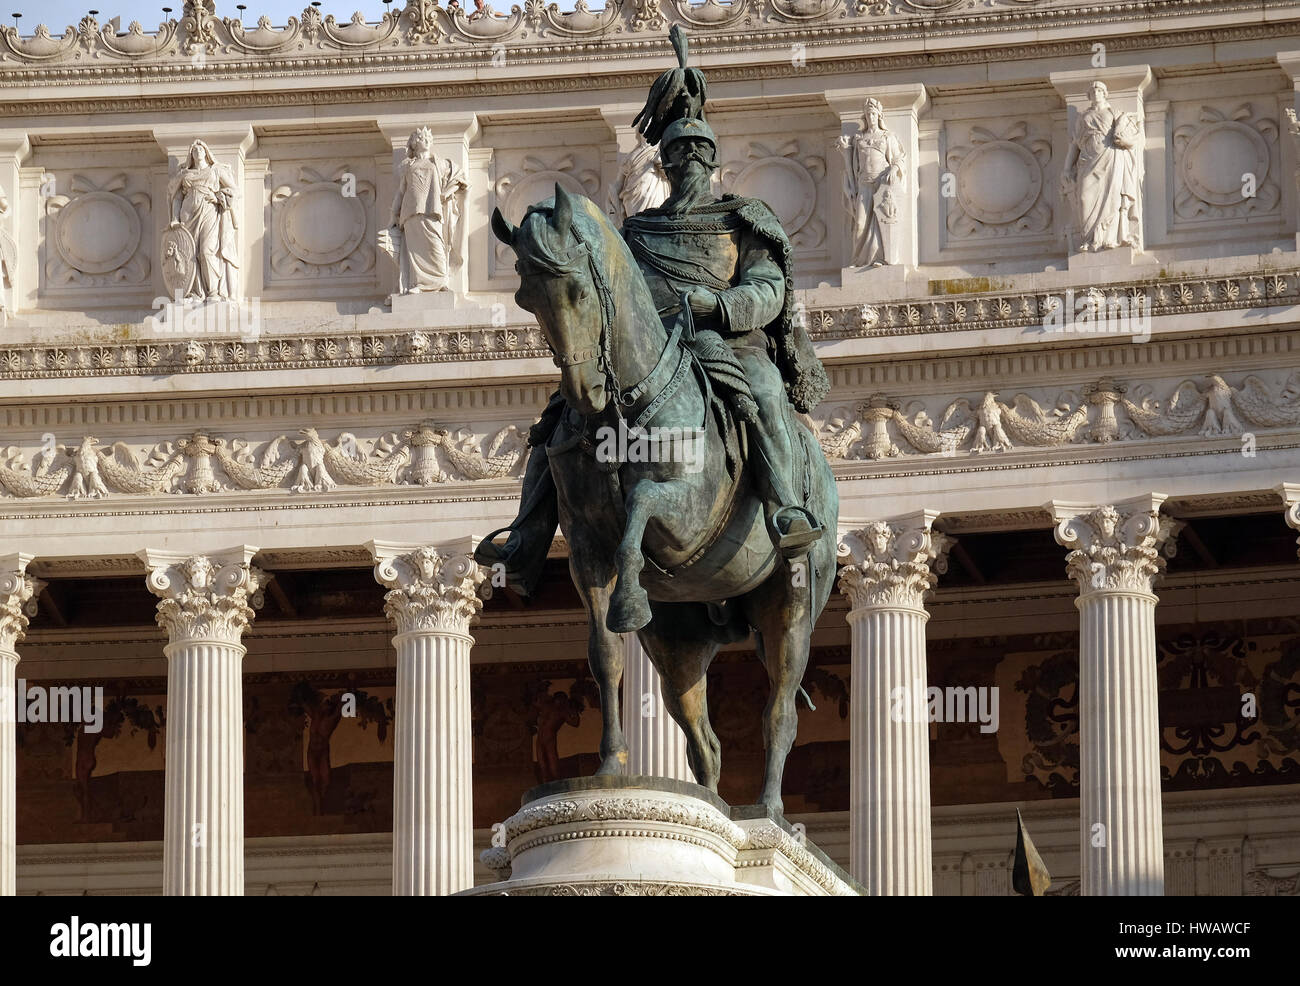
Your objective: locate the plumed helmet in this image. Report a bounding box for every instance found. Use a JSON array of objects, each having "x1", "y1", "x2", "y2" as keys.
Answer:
[{"x1": 661, "y1": 116, "x2": 717, "y2": 156}]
